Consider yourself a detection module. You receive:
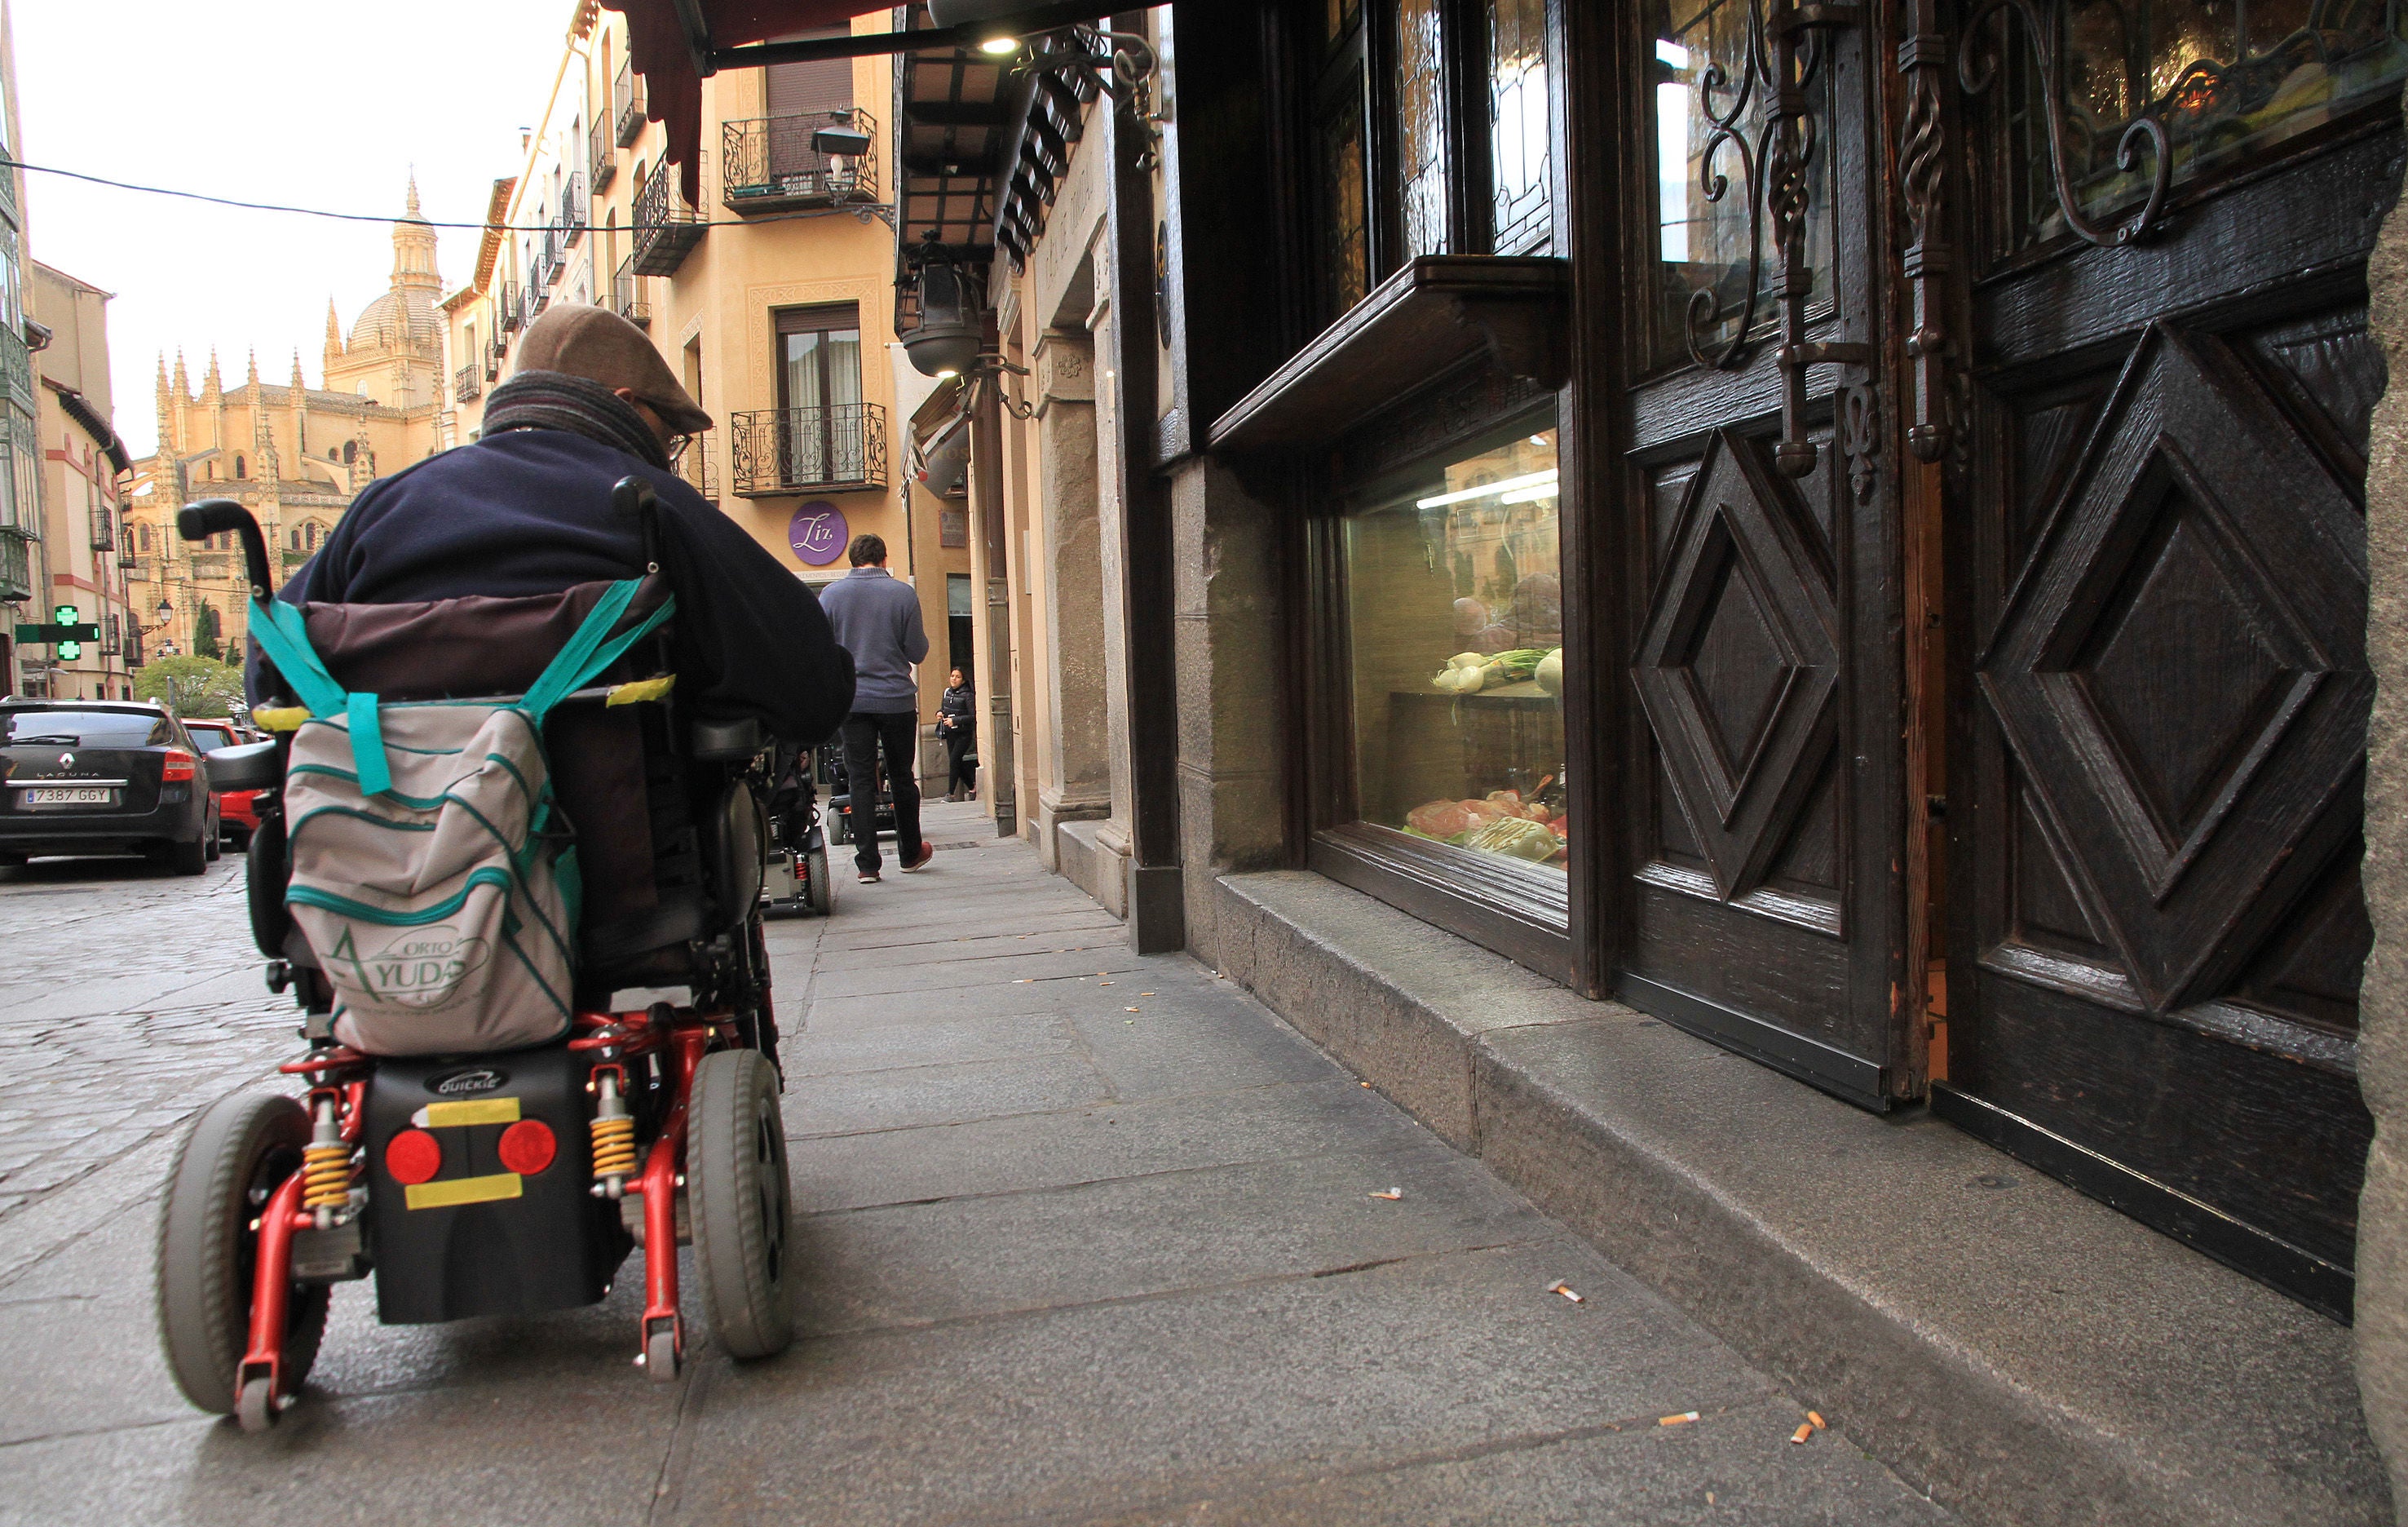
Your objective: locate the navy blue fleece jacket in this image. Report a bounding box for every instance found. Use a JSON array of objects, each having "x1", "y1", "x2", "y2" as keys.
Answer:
[{"x1": 254, "y1": 429, "x2": 853, "y2": 742}]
